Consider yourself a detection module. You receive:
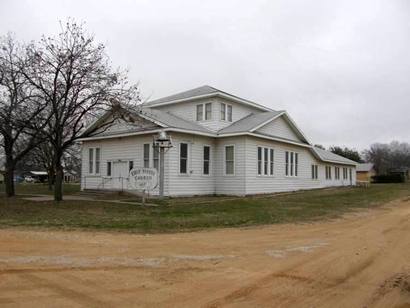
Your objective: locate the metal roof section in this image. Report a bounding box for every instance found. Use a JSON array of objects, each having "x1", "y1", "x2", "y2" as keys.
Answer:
[
  {"x1": 356, "y1": 163, "x2": 374, "y2": 172},
  {"x1": 312, "y1": 147, "x2": 358, "y2": 166}
]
